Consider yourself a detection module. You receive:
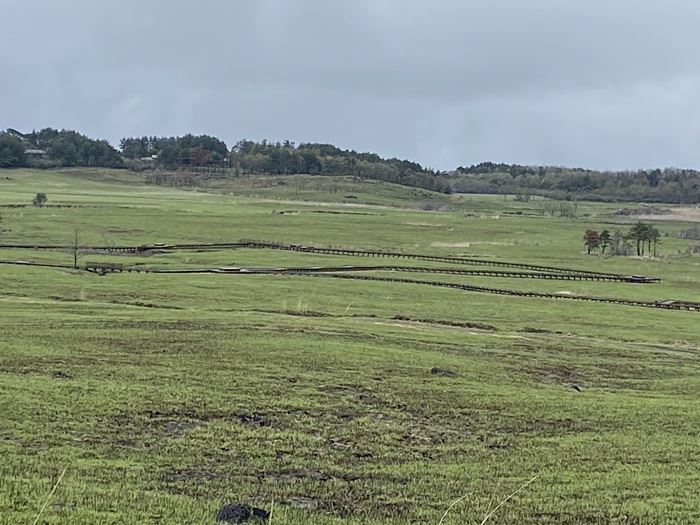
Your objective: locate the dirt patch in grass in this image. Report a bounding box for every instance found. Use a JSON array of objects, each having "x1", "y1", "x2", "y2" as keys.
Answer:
[
  {"x1": 393, "y1": 314, "x2": 497, "y2": 331},
  {"x1": 252, "y1": 309, "x2": 333, "y2": 318},
  {"x1": 108, "y1": 300, "x2": 184, "y2": 310},
  {"x1": 519, "y1": 326, "x2": 564, "y2": 334},
  {"x1": 313, "y1": 210, "x2": 383, "y2": 216},
  {"x1": 262, "y1": 469, "x2": 332, "y2": 482},
  {"x1": 236, "y1": 413, "x2": 268, "y2": 426},
  {"x1": 277, "y1": 309, "x2": 331, "y2": 318}
]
